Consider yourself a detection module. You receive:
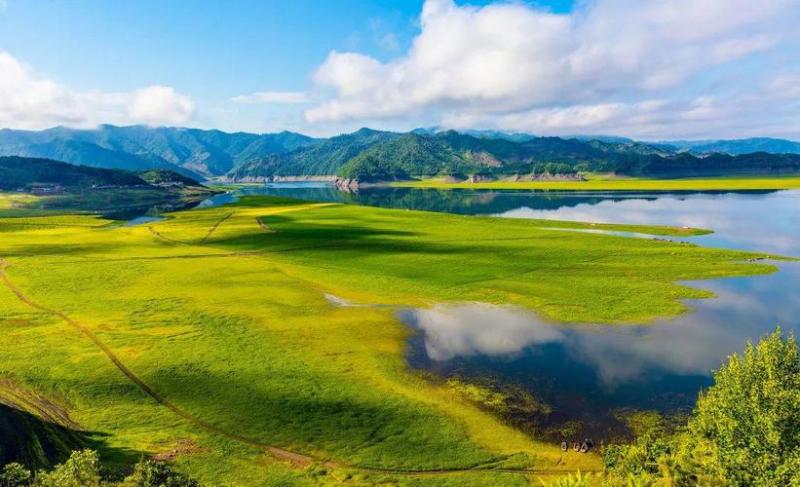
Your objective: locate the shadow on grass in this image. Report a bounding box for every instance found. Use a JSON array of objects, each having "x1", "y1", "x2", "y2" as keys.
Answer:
[
  {"x1": 0, "y1": 403, "x2": 140, "y2": 474},
  {"x1": 203, "y1": 214, "x2": 497, "y2": 259},
  {"x1": 144, "y1": 367, "x2": 501, "y2": 471}
]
